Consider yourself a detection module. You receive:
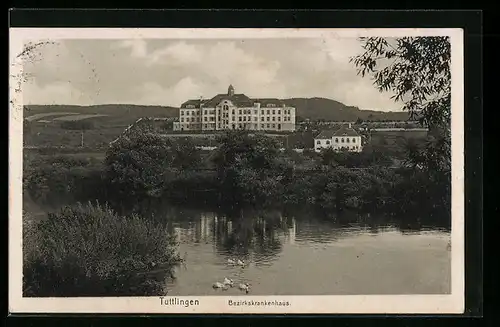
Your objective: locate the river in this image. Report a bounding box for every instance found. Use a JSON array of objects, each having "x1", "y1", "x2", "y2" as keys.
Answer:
[{"x1": 159, "y1": 207, "x2": 451, "y2": 296}]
